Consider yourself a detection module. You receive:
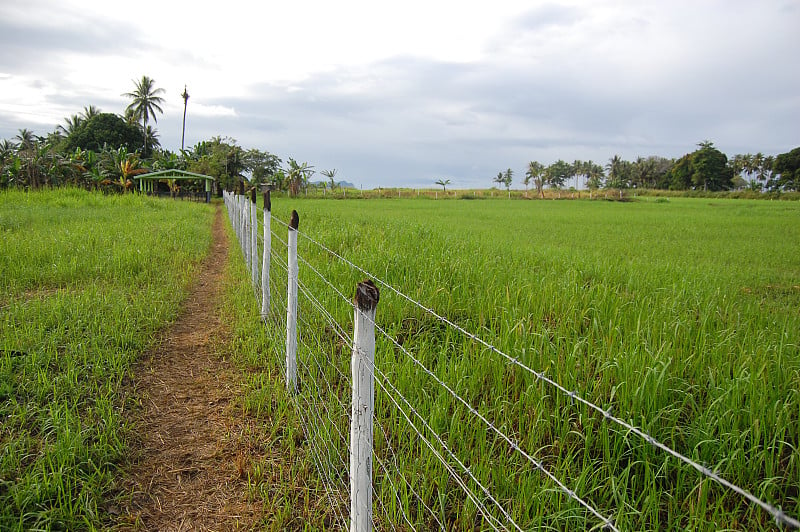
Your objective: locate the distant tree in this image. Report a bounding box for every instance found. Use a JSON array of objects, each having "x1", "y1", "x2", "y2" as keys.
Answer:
[
  {"x1": 80, "y1": 105, "x2": 101, "y2": 121},
  {"x1": 758, "y1": 154, "x2": 775, "y2": 189},
  {"x1": 184, "y1": 137, "x2": 246, "y2": 194},
  {"x1": 771, "y1": 147, "x2": 799, "y2": 191},
  {"x1": 435, "y1": 178, "x2": 451, "y2": 191},
  {"x1": 246, "y1": 149, "x2": 282, "y2": 187},
  {"x1": 669, "y1": 154, "x2": 693, "y2": 190},
  {"x1": 690, "y1": 141, "x2": 732, "y2": 191},
  {"x1": 181, "y1": 85, "x2": 189, "y2": 151},
  {"x1": 123, "y1": 75, "x2": 165, "y2": 157},
  {"x1": 493, "y1": 171, "x2": 504, "y2": 188},
  {"x1": 64, "y1": 113, "x2": 141, "y2": 154},
  {"x1": 525, "y1": 161, "x2": 545, "y2": 198},
  {"x1": 103, "y1": 147, "x2": 146, "y2": 192},
  {"x1": 545, "y1": 160, "x2": 571, "y2": 189},
  {"x1": 321, "y1": 168, "x2": 338, "y2": 191},
  {"x1": 14, "y1": 129, "x2": 37, "y2": 152},
  {"x1": 143, "y1": 125, "x2": 160, "y2": 152},
  {"x1": 494, "y1": 169, "x2": 512, "y2": 196},
  {"x1": 585, "y1": 161, "x2": 605, "y2": 190},
  {"x1": 570, "y1": 159, "x2": 585, "y2": 189},
  {"x1": 731, "y1": 175, "x2": 748, "y2": 190},
  {"x1": 286, "y1": 158, "x2": 315, "y2": 196},
  {"x1": 58, "y1": 114, "x2": 83, "y2": 137},
  {"x1": 605, "y1": 155, "x2": 631, "y2": 188}
]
